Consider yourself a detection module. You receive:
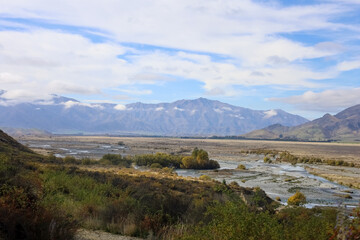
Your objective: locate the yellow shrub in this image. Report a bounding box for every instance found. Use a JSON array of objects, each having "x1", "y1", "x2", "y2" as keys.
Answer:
[{"x1": 287, "y1": 191, "x2": 306, "y2": 206}]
